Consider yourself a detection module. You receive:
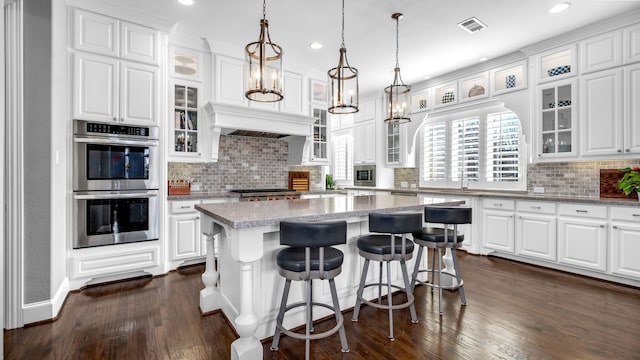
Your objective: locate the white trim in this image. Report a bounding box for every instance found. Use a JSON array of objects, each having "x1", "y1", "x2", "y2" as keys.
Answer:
[
  {"x1": 22, "y1": 278, "x2": 69, "y2": 325},
  {"x1": 67, "y1": 0, "x2": 175, "y2": 32},
  {"x1": 1, "y1": 0, "x2": 6, "y2": 349},
  {"x1": 4, "y1": 0, "x2": 24, "y2": 330}
]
